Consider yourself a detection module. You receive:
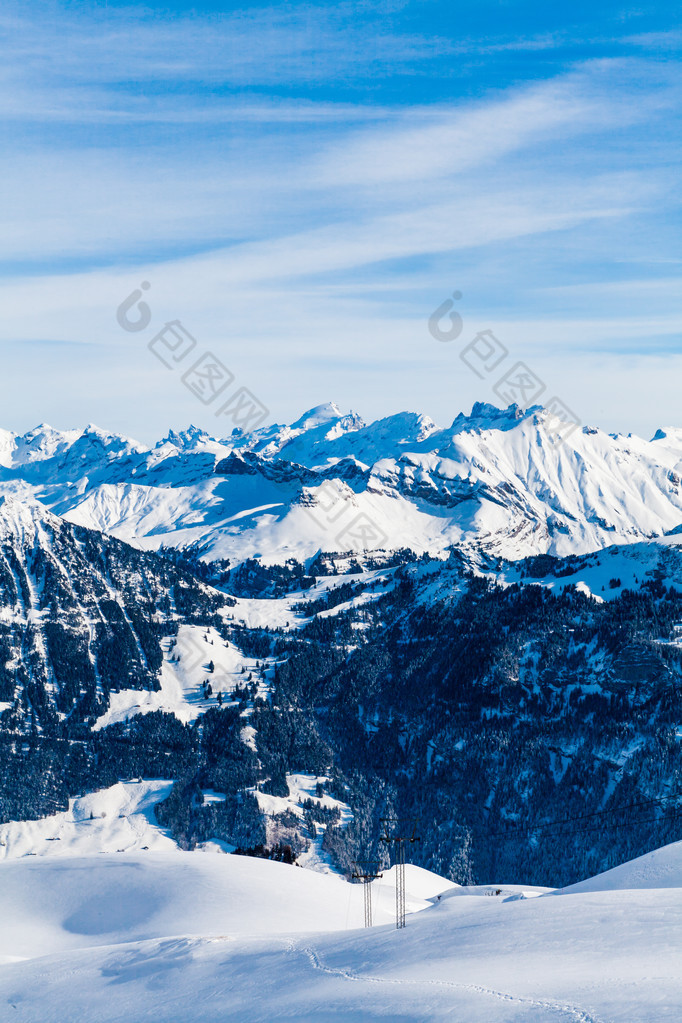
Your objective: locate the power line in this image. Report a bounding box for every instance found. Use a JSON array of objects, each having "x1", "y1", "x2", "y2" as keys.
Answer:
[
  {"x1": 486, "y1": 793, "x2": 682, "y2": 839},
  {"x1": 538, "y1": 809, "x2": 682, "y2": 841}
]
